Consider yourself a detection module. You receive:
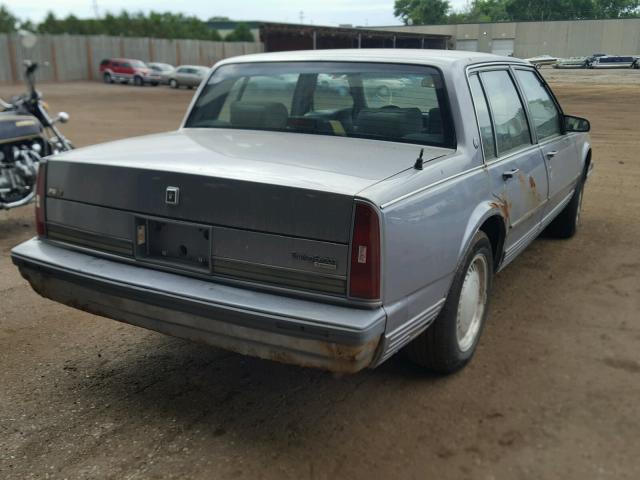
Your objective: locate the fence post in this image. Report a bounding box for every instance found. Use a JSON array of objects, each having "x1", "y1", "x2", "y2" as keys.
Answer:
[
  {"x1": 176, "y1": 40, "x2": 181, "y2": 65},
  {"x1": 50, "y1": 37, "x2": 59, "y2": 82},
  {"x1": 86, "y1": 36, "x2": 94, "y2": 80},
  {"x1": 119, "y1": 36, "x2": 125, "y2": 57},
  {"x1": 148, "y1": 37, "x2": 154, "y2": 62},
  {"x1": 7, "y1": 34, "x2": 18, "y2": 84}
]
